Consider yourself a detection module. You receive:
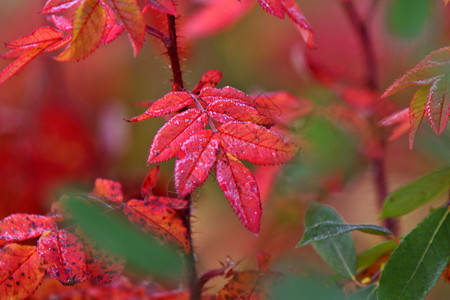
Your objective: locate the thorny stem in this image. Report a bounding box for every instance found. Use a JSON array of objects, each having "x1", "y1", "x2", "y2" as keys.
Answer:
[
  {"x1": 153, "y1": 14, "x2": 200, "y2": 300},
  {"x1": 340, "y1": 0, "x2": 397, "y2": 235}
]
